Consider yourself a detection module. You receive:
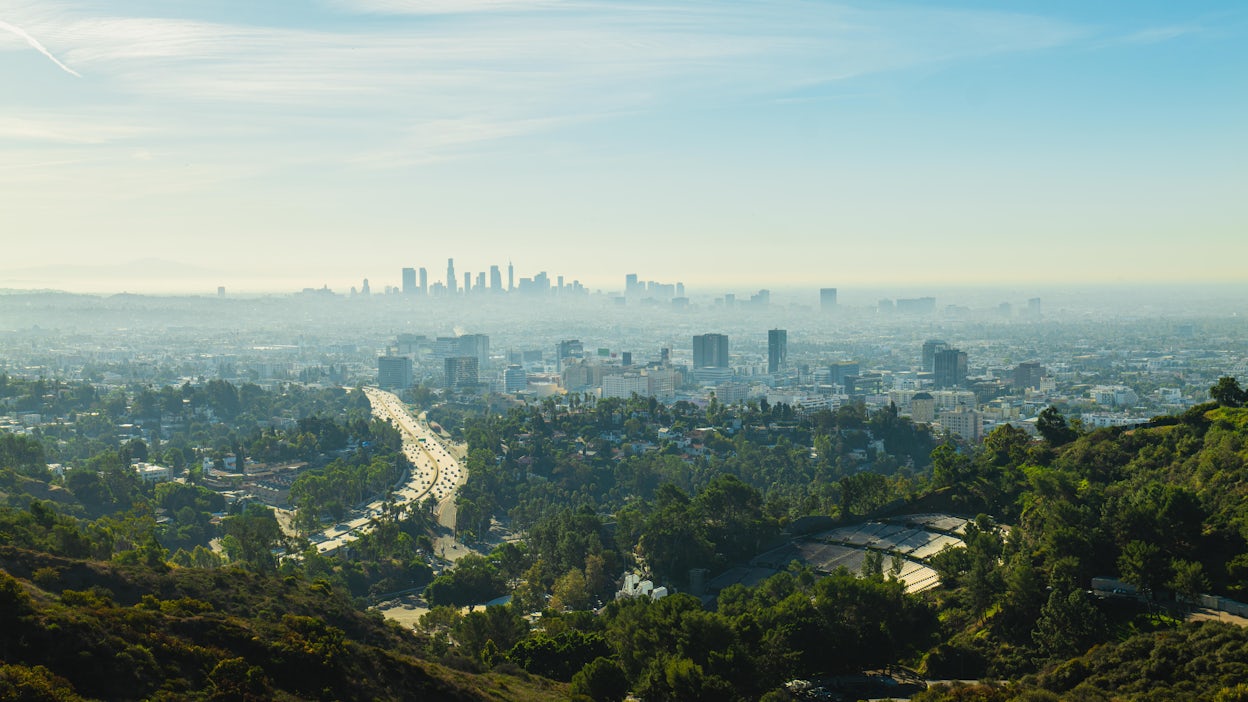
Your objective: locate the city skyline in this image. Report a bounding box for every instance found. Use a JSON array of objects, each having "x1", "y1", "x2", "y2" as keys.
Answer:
[{"x1": 2, "y1": 1, "x2": 1246, "y2": 294}]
